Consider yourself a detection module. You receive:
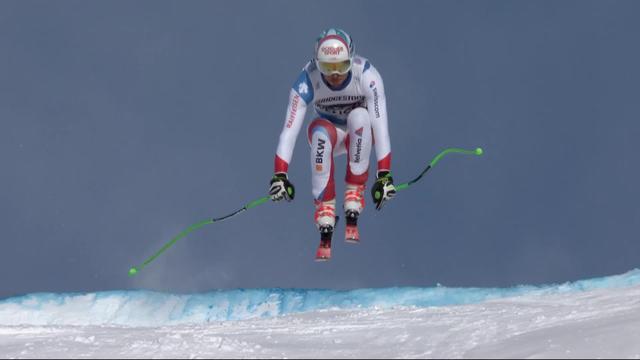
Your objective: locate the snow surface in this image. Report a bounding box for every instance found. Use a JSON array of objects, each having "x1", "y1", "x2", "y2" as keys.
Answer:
[{"x1": 1, "y1": 270, "x2": 640, "y2": 358}]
